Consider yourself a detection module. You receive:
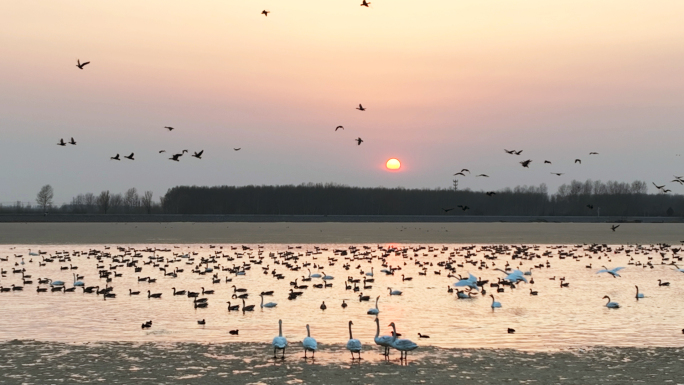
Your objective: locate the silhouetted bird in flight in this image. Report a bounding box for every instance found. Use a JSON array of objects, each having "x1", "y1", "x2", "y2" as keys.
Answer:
[
  {"x1": 234, "y1": 148, "x2": 241, "y2": 151},
  {"x1": 575, "y1": 159, "x2": 581, "y2": 164},
  {"x1": 355, "y1": 137, "x2": 363, "y2": 145},
  {"x1": 520, "y1": 160, "x2": 532, "y2": 168},
  {"x1": 586, "y1": 204, "x2": 594, "y2": 209},
  {"x1": 589, "y1": 152, "x2": 599, "y2": 155},
  {"x1": 453, "y1": 172, "x2": 465, "y2": 176},
  {"x1": 611, "y1": 225, "x2": 620, "y2": 232},
  {"x1": 356, "y1": 104, "x2": 365, "y2": 111},
  {"x1": 192, "y1": 150, "x2": 204, "y2": 159},
  {"x1": 262, "y1": 10, "x2": 270, "y2": 16},
  {"x1": 653, "y1": 182, "x2": 665, "y2": 190},
  {"x1": 504, "y1": 149, "x2": 515, "y2": 154},
  {"x1": 76, "y1": 59, "x2": 90, "y2": 69},
  {"x1": 477, "y1": 174, "x2": 489, "y2": 177},
  {"x1": 460, "y1": 169, "x2": 470, "y2": 174},
  {"x1": 335, "y1": 126, "x2": 344, "y2": 131},
  {"x1": 124, "y1": 153, "x2": 134, "y2": 160},
  {"x1": 551, "y1": 172, "x2": 563, "y2": 176},
  {"x1": 663, "y1": 189, "x2": 672, "y2": 193},
  {"x1": 514, "y1": 150, "x2": 523, "y2": 155},
  {"x1": 486, "y1": 191, "x2": 496, "y2": 196},
  {"x1": 442, "y1": 208, "x2": 454, "y2": 213},
  {"x1": 457, "y1": 205, "x2": 470, "y2": 211},
  {"x1": 159, "y1": 150, "x2": 166, "y2": 153},
  {"x1": 544, "y1": 160, "x2": 551, "y2": 164},
  {"x1": 68, "y1": 137, "x2": 76, "y2": 145},
  {"x1": 169, "y1": 154, "x2": 182, "y2": 162},
  {"x1": 111, "y1": 154, "x2": 120, "y2": 161},
  {"x1": 165, "y1": 126, "x2": 174, "y2": 131},
  {"x1": 672, "y1": 179, "x2": 684, "y2": 185},
  {"x1": 361, "y1": 0, "x2": 370, "y2": 7},
  {"x1": 57, "y1": 138, "x2": 66, "y2": 146}
]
